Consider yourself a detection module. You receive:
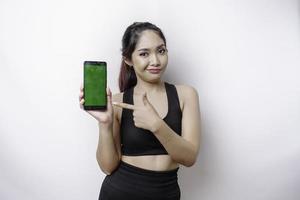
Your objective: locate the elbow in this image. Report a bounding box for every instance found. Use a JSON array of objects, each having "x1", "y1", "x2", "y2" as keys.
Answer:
[
  {"x1": 183, "y1": 157, "x2": 197, "y2": 167},
  {"x1": 96, "y1": 155, "x2": 120, "y2": 175},
  {"x1": 102, "y1": 169, "x2": 113, "y2": 175},
  {"x1": 98, "y1": 162, "x2": 118, "y2": 175},
  {"x1": 182, "y1": 150, "x2": 198, "y2": 167}
]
